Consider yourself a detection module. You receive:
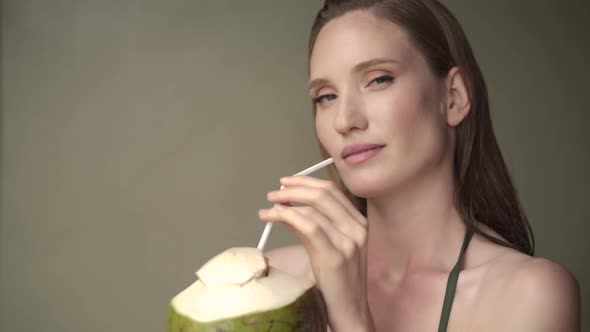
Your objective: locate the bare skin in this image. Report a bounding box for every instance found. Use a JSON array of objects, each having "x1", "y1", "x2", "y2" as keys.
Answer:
[
  {"x1": 259, "y1": 10, "x2": 580, "y2": 332},
  {"x1": 266, "y1": 229, "x2": 579, "y2": 331}
]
